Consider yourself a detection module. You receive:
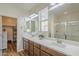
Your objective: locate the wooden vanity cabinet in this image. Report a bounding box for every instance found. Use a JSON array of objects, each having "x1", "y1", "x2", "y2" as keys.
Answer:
[
  {"x1": 28, "y1": 40, "x2": 34, "y2": 56},
  {"x1": 23, "y1": 39, "x2": 66, "y2": 56},
  {"x1": 34, "y1": 42, "x2": 40, "y2": 48},
  {"x1": 33, "y1": 42, "x2": 40, "y2": 56},
  {"x1": 29, "y1": 50, "x2": 34, "y2": 56},
  {"x1": 33, "y1": 47, "x2": 40, "y2": 56},
  {"x1": 29, "y1": 40, "x2": 34, "y2": 51}
]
